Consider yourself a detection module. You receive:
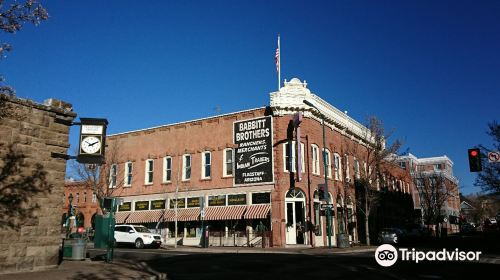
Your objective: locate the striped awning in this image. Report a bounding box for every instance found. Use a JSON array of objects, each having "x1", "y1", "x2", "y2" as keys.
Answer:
[
  {"x1": 115, "y1": 212, "x2": 130, "y2": 224},
  {"x1": 204, "y1": 205, "x2": 247, "y2": 221},
  {"x1": 163, "y1": 208, "x2": 200, "y2": 222},
  {"x1": 244, "y1": 204, "x2": 271, "y2": 219},
  {"x1": 126, "y1": 210, "x2": 164, "y2": 224}
]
